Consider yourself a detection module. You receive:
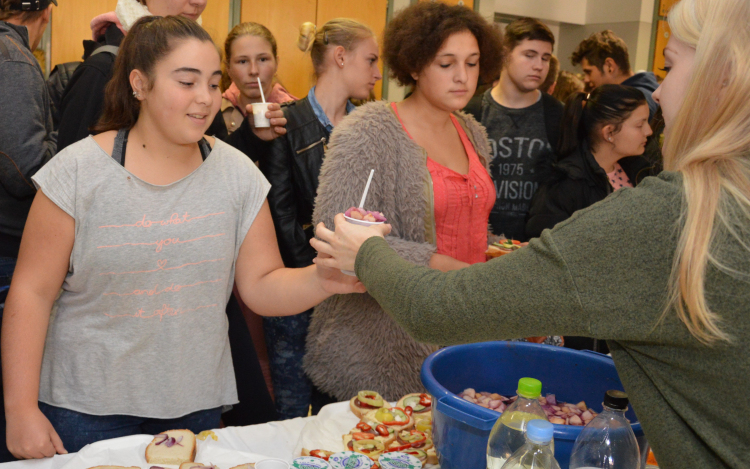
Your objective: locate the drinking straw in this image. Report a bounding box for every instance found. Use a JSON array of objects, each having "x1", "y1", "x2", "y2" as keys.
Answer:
[
  {"x1": 359, "y1": 169, "x2": 375, "y2": 208},
  {"x1": 257, "y1": 76, "x2": 266, "y2": 103}
]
